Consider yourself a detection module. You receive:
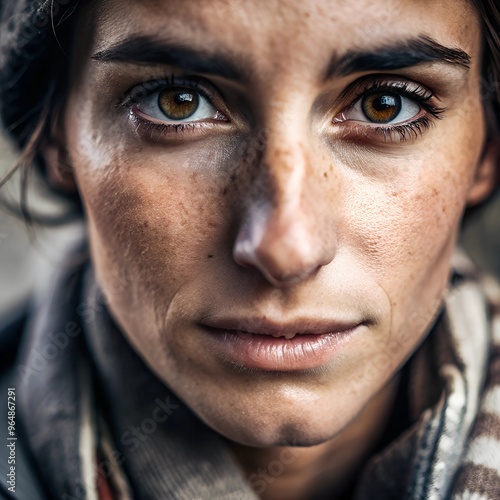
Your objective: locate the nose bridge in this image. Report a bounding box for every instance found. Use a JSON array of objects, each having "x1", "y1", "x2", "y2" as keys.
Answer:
[
  {"x1": 233, "y1": 117, "x2": 337, "y2": 287},
  {"x1": 251, "y1": 81, "x2": 315, "y2": 201},
  {"x1": 263, "y1": 128, "x2": 309, "y2": 214}
]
